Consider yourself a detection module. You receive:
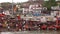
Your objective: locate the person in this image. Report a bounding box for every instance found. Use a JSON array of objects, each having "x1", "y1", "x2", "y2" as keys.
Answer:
[
  {"x1": 41, "y1": 24, "x2": 47, "y2": 30},
  {"x1": 17, "y1": 14, "x2": 21, "y2": 20},
  {"x1": 53, "y1": 16, "x2": 57, "y2": 24},
  {"x1": 53, "y1": 16, "x2": 57, "y2": 23},
  {"x1": 0, "y1": 23, "x2": 2, "y2": 28},
  {"x1": 7, "y1": 26, "x2": 10, "y2": 31},
  {"x1": 40, "y1": 17, "x2": 47, "y2": 24}
]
